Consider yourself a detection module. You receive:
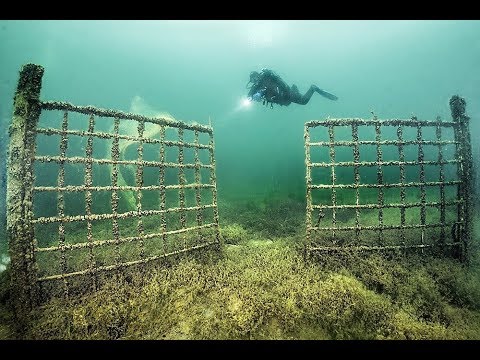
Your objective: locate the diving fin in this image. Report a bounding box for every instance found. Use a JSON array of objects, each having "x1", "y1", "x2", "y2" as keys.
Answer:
[{"x1": 315, "y1": 87, "x2": 338, "y2": 101}]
